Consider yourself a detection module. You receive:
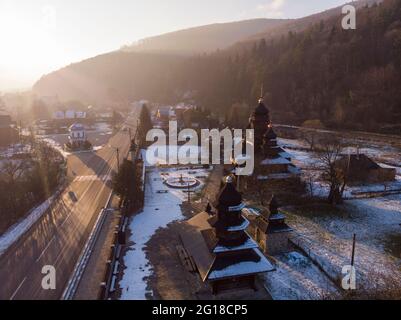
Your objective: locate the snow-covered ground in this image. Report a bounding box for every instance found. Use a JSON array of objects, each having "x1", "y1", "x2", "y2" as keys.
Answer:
[
  {"x1": 0, "y1": 144, "x2": 32, "y2": 159},
  {"x1": 276, "y1": 137, "x2": 401, "y2": 297},
  {"x1": 0, "y1": 194, "x2": 56, "y2": 256},
  {"x1": 119, "y1": 166, "x2": 211, "y2": 300},
  {"x1": 37, "y1": 122, "x2": 114, "y2": 157},
  {"x1": 278, "y1": 137, "x2": 401, "y2": 198},
  {"x1": 285, "y1": 194, "x2": 401, "y2": 295},
  {"x1": 264, "y1": 251, "x2": 340, "y2": 300}
]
